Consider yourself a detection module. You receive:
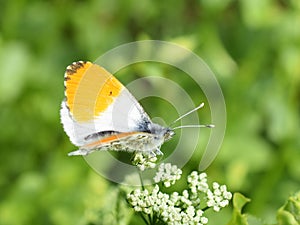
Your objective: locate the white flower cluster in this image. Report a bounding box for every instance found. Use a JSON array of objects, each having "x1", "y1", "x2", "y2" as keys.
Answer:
[
  {"x1": 188, "y1": 171, "x2": 209, "y2": 193},
  {"x1": 153, "y1": 163, "x2": 182, "y2": 187},
  {"x1": 127, "y1": 165, "x2": 233, "y2": 224},
  {"x1": 188, "y1": 171, "x2": 232, "y2": 212},
  {"x1": 127, "y1": 185, "x2": 209, "y2": 225},
  {"x1": 206, "y1": 182, "x2": 232, "y2": 212},
  {"x1": 131, "y1": 152, "x2": 157, "y2": 171}
]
